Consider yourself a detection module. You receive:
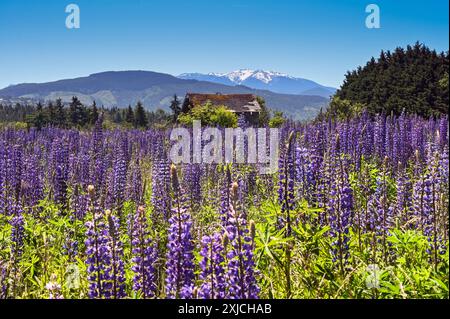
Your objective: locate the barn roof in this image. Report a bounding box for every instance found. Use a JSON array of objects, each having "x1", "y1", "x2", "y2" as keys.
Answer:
[{"x1": 185, "y1": 93, "x2": 261, "y2": 113}]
